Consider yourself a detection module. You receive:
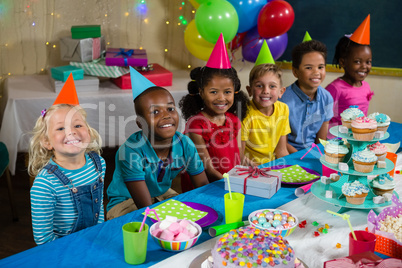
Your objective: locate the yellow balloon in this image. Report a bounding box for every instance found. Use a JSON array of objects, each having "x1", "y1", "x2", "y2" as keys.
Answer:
[
  {"x1": 184, "y1": 20, "x2": 214, "y2": 61},
  {"x1": 188, "y1": 0, "x2": 200, "y2": 9}
]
